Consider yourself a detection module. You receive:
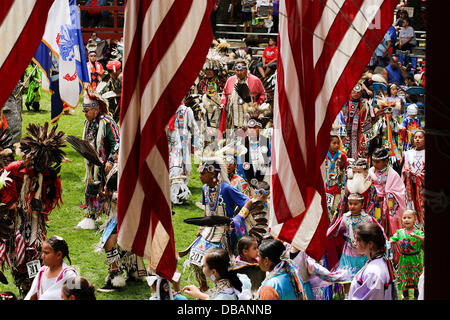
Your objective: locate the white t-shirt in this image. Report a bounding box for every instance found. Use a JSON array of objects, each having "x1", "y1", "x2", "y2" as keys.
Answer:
[{"x1": 25, "y1": 262, "x2": 78, "y2": 300}]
